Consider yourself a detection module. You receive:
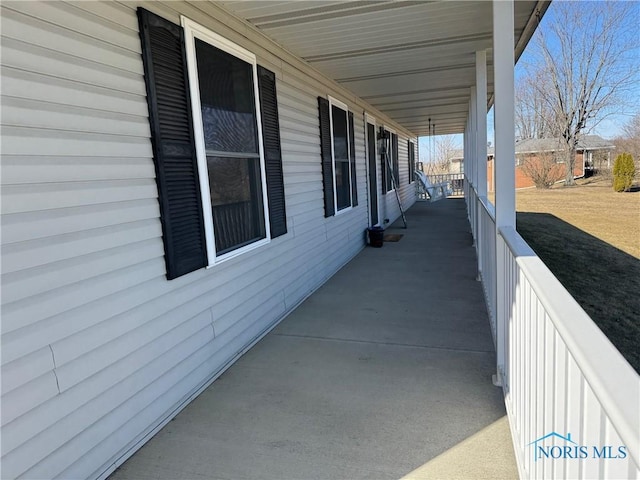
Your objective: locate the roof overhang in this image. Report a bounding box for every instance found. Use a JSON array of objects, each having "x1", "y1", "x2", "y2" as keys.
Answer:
[{"x1": 219, "y1": 0, "x2": 550, "y2": 136}]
